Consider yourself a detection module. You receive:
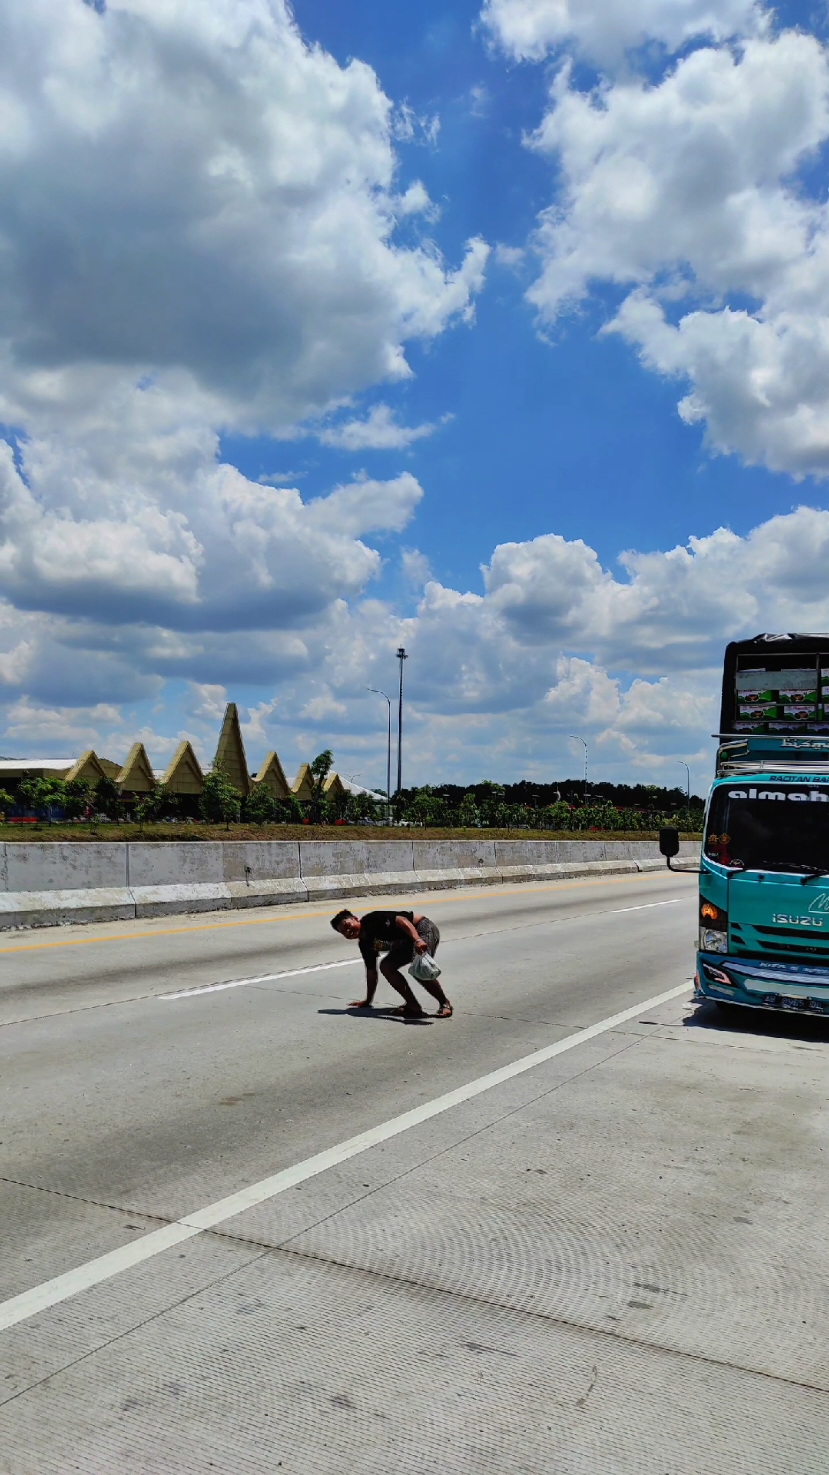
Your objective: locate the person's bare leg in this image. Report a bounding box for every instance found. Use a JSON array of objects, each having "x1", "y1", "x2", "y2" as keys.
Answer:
[
  {"x1": 416, "y1": 975, "x2": 453, "y2": 1017},
  {"x1": 380, "y1": 962, "x2": 425, "y2": 1015}
]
